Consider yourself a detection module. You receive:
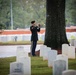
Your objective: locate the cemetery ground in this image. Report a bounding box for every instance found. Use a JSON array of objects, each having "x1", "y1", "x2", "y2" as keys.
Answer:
[
  {"x1": 0, "y1": 41, "x2": 43, "y2": 45},
  {"x1": 0, "y1": 56, "x2": 76, "y2": 75}
]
